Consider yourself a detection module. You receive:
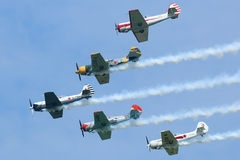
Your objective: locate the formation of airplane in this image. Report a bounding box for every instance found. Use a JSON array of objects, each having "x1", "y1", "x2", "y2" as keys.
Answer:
[
  {"x1": 27, "y1": 2, "x2": 212, "y2": 157},
  {"x1": 78, "y1": 104, "x2": 142, "y2": 140},
  {"x1": 75, "y1": 47, "x2": 141, "y2": 84},
  {"x1": 146, "y1": 122, "x2": 209, "y2": 155},
  {"x1": 29, "y1": 84, "x2": 94, "y2": 119},
  {"x1": 115, "y1": 3, "x2": 181, "y2": 42}
]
